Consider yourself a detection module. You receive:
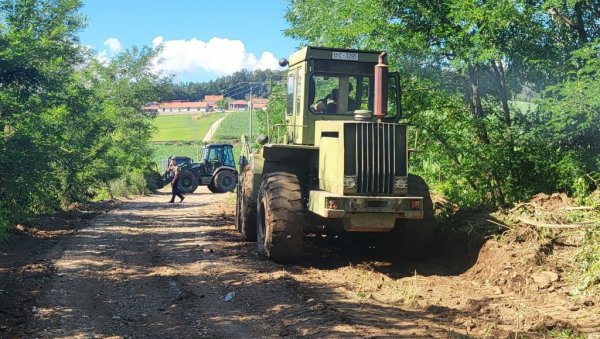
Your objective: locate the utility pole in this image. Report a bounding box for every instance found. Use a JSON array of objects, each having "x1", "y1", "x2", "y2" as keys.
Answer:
[{"x1": 249, "y1": 83, "x2": 253, "y2": 141}]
